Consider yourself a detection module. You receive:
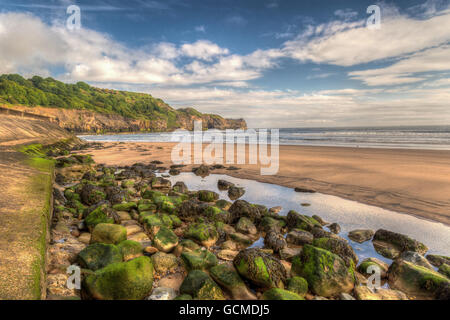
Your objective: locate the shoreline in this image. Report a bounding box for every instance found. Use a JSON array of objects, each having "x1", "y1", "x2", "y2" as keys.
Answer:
[{"x1": 77, "y1": 141, "x2": 450, "y2": 226}]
